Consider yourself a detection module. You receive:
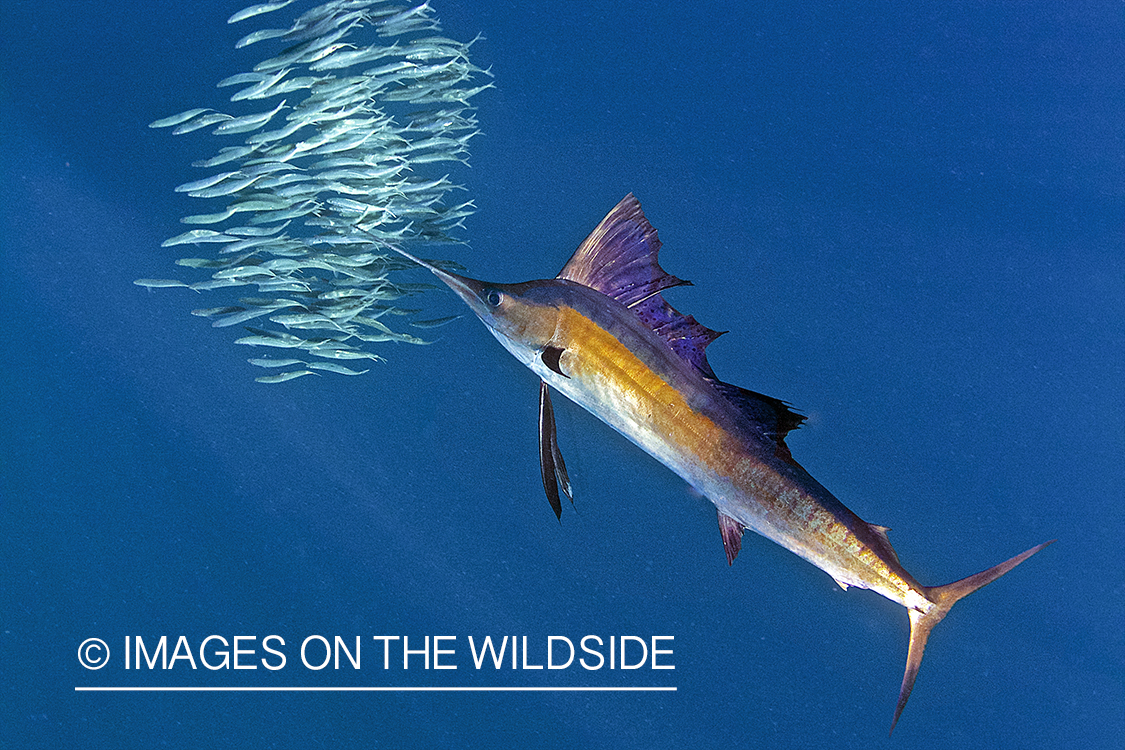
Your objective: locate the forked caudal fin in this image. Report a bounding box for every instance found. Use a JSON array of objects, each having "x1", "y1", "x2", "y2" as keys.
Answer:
[{"x1": 890, "y1": 539, "x2": 1056, "y2": 735}]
